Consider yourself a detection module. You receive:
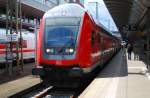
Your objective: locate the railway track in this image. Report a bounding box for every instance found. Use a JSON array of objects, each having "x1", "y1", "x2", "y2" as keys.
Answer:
[
  {"x1": 8, "y1": 75, "x2": 96, "y2": 98},
  {"x1": 32, "y1": 86, "x2": 78, "y2": 98},
  {"x1": 8, "y1": 68, "x2": 100, "y2": 98},
  {"x1": 8, "y1": 83, "x2": 44, "y2": 98},
  {"x1": 9, "y1": 68, "x2": 98, "y2": 98},
  {"x1": 9, "y1": 82, "x2": 88, "y2": 98}
]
